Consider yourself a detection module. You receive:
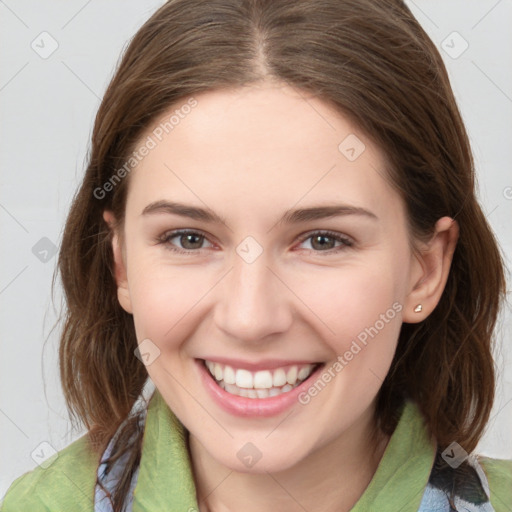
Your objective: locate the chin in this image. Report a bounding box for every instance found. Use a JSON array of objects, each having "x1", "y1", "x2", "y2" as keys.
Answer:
[{"x1": 206, "y1": 438, "x2": 311, "y2": 475}]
